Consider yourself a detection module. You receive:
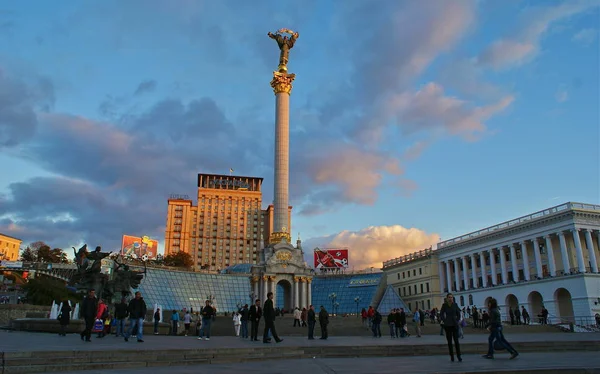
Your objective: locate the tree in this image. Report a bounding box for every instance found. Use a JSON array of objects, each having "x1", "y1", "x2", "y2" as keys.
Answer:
[
  {"x1": 20, "y1": 247, "x2": 37, "y2": 262},
  {"x1": 22, "y1": 276, "x2": 80, "y2": 306},
  {"x1": 163, "y1": 251, "x2": 194, "y2": 268}
]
